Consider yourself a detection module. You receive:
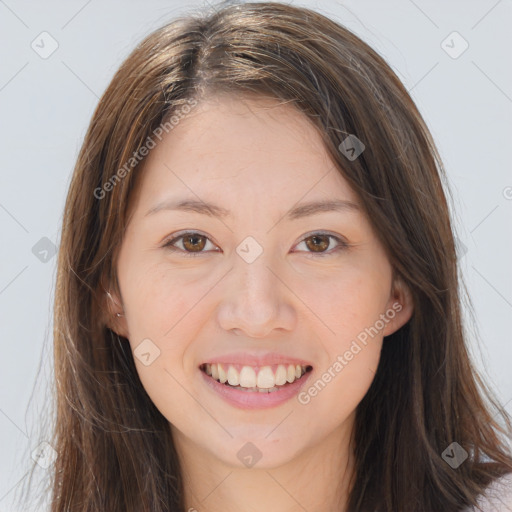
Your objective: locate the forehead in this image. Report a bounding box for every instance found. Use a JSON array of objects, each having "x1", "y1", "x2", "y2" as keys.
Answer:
[{"x1": 133, "y1": 94, "x2": 360, "y2": 215}]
